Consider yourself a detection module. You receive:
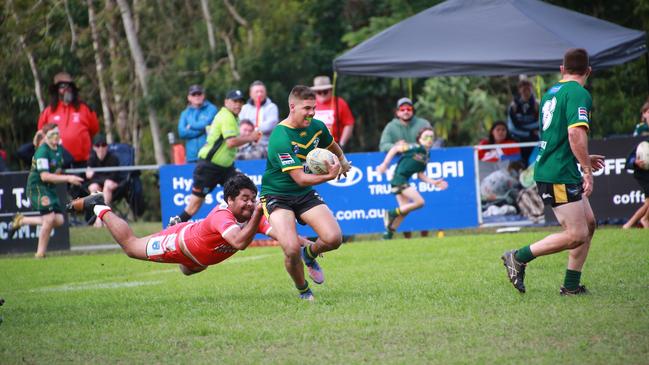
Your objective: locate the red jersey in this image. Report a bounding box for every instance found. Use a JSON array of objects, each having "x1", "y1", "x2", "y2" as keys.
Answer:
[
  {"x1": 314, "y1": 96, "x2": 354, "y2": 143},
  {"x1": 146, "y1": 205, "x2": 272, "y2": 271},
  {"x1": 477, "y1": 138, "x2": 521, "y2": 162},
  {"x1": 37, "y1": 102, "x2": 100, "y2": 163}
]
